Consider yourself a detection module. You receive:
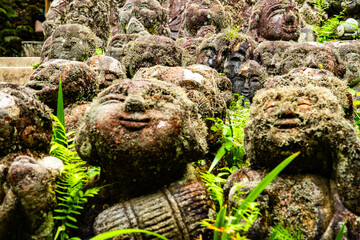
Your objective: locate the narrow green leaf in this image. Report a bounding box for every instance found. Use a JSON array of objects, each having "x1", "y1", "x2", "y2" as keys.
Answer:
[
  {"x1": 209, "y1": 146, "x2": 227, "y2": 172},
  {"x1": 66, "y1": 215, "x2": 78, "y2": 222},
  {"x1": 90, "y1": 229, "x2": 169, "y2": 240},
  {"x1": 65, "y1": 222, "x2": 79, "y2": 229},
  {"x1": 335, "y1": 220, "x2": 347, "y2": 240},
  {"x1": 214, "y1": 205, "x2": 227, "y2": 240},
  {"x1": 57, "y1": 76, "x2": 65, "y2": 127},
  {"x1": 53, "y1": 216, "x2": 67, "y2": 220}
]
